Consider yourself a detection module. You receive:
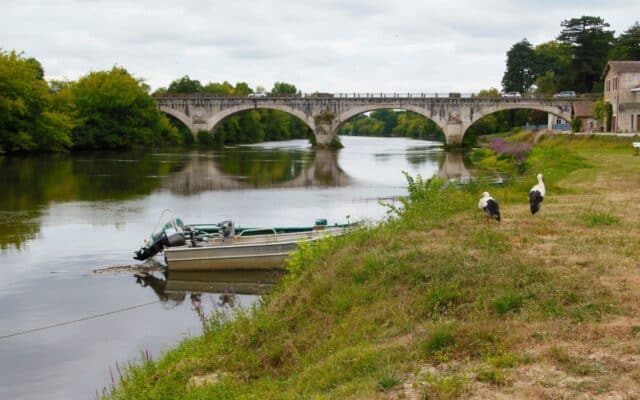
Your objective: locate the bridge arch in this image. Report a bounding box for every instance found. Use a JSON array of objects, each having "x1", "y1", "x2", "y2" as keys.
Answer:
[
  {"x1": 333, "y1": 104, "x2": 446, "y2": 138},
  {"x1": 463, "y1": 103, "x2": 572, "y2": 139},
  {"x1": 205, "y1": 103, "x2": 316, "y2": 134},
  {"x1": 159, "y1": 105, "x2": 193, "y2": 132}
]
